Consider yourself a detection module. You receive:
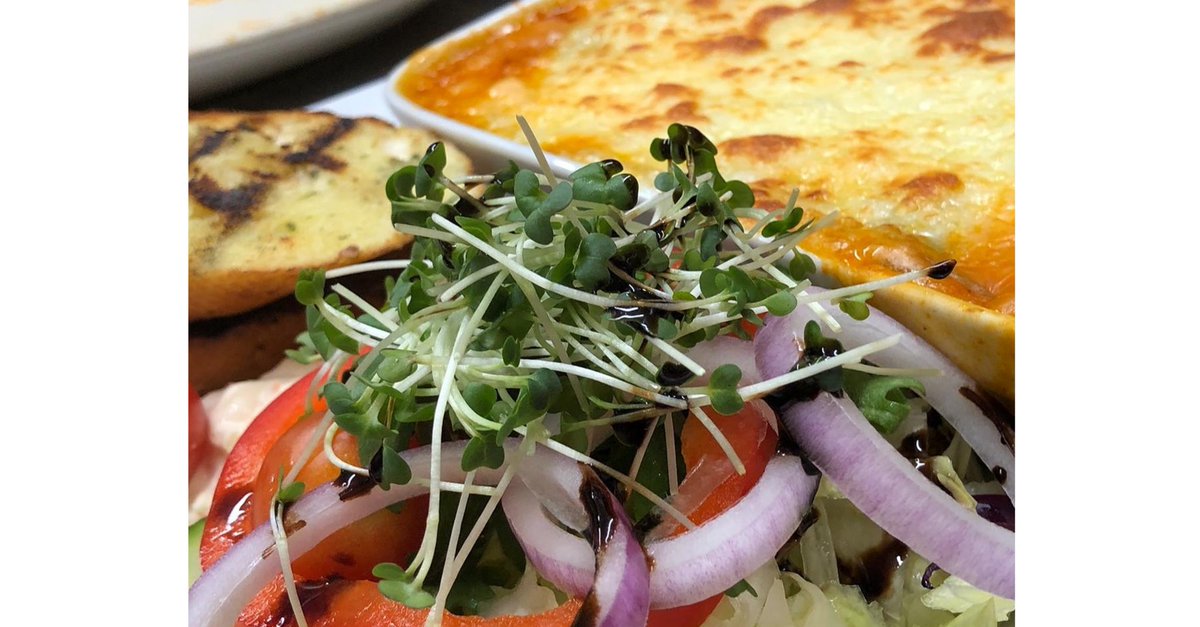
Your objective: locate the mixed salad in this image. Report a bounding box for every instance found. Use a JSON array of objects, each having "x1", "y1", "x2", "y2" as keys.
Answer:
[{"x1": 188, "y1": 122, "x2": 1015, "y2": 626}]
